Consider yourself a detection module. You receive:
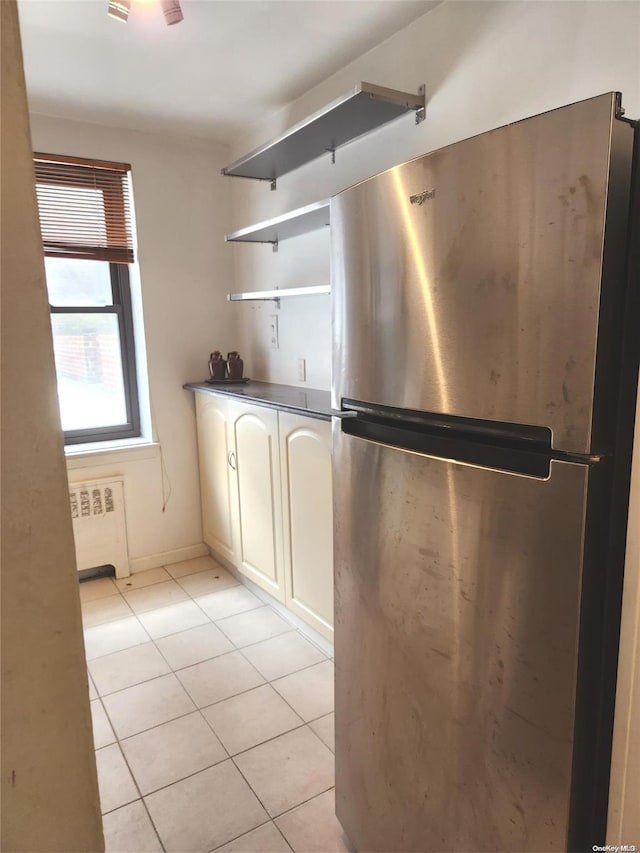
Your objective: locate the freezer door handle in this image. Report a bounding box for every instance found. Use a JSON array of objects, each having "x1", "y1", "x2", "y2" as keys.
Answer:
[
  {"x1": 331, "y1": 410, "x2": 358, "y2": 419},
  {"x1": 342, "y1": 413, "x2": 557, "y2": 478}
]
